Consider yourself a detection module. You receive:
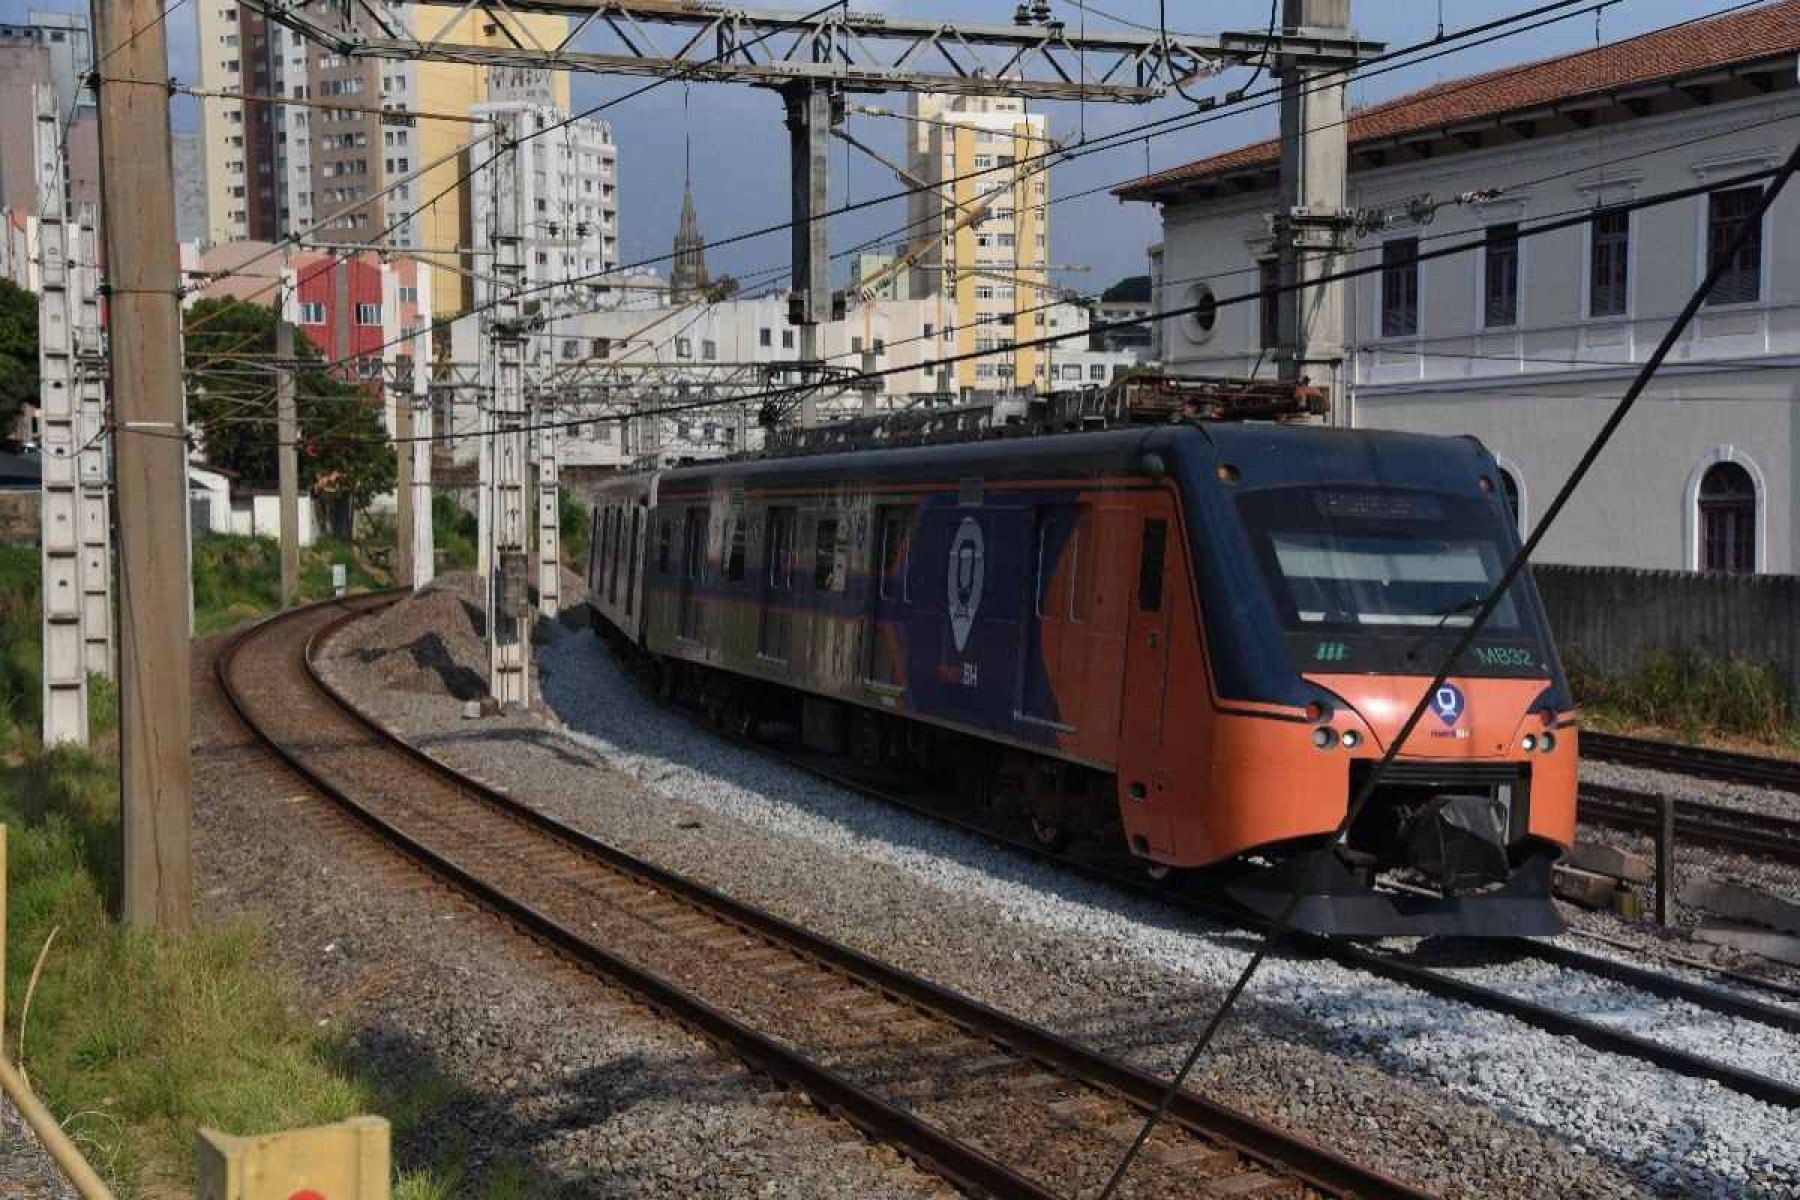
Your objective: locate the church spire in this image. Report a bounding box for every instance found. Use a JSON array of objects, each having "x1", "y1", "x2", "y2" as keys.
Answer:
[{"x1": 671, "y1": 87, "x2": 710, "y2": 301}]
